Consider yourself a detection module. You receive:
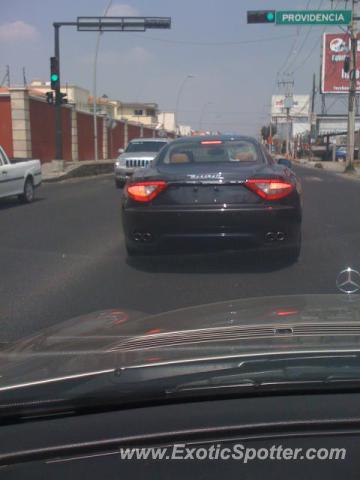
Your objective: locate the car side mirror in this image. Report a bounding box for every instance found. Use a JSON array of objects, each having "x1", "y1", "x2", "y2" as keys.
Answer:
[
  {"x1": 278, "y1": 158, "x2": 292, "y2": 169},
  {"x1": 118, "y1": 148, "x2": 124, "y2": 154}
]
